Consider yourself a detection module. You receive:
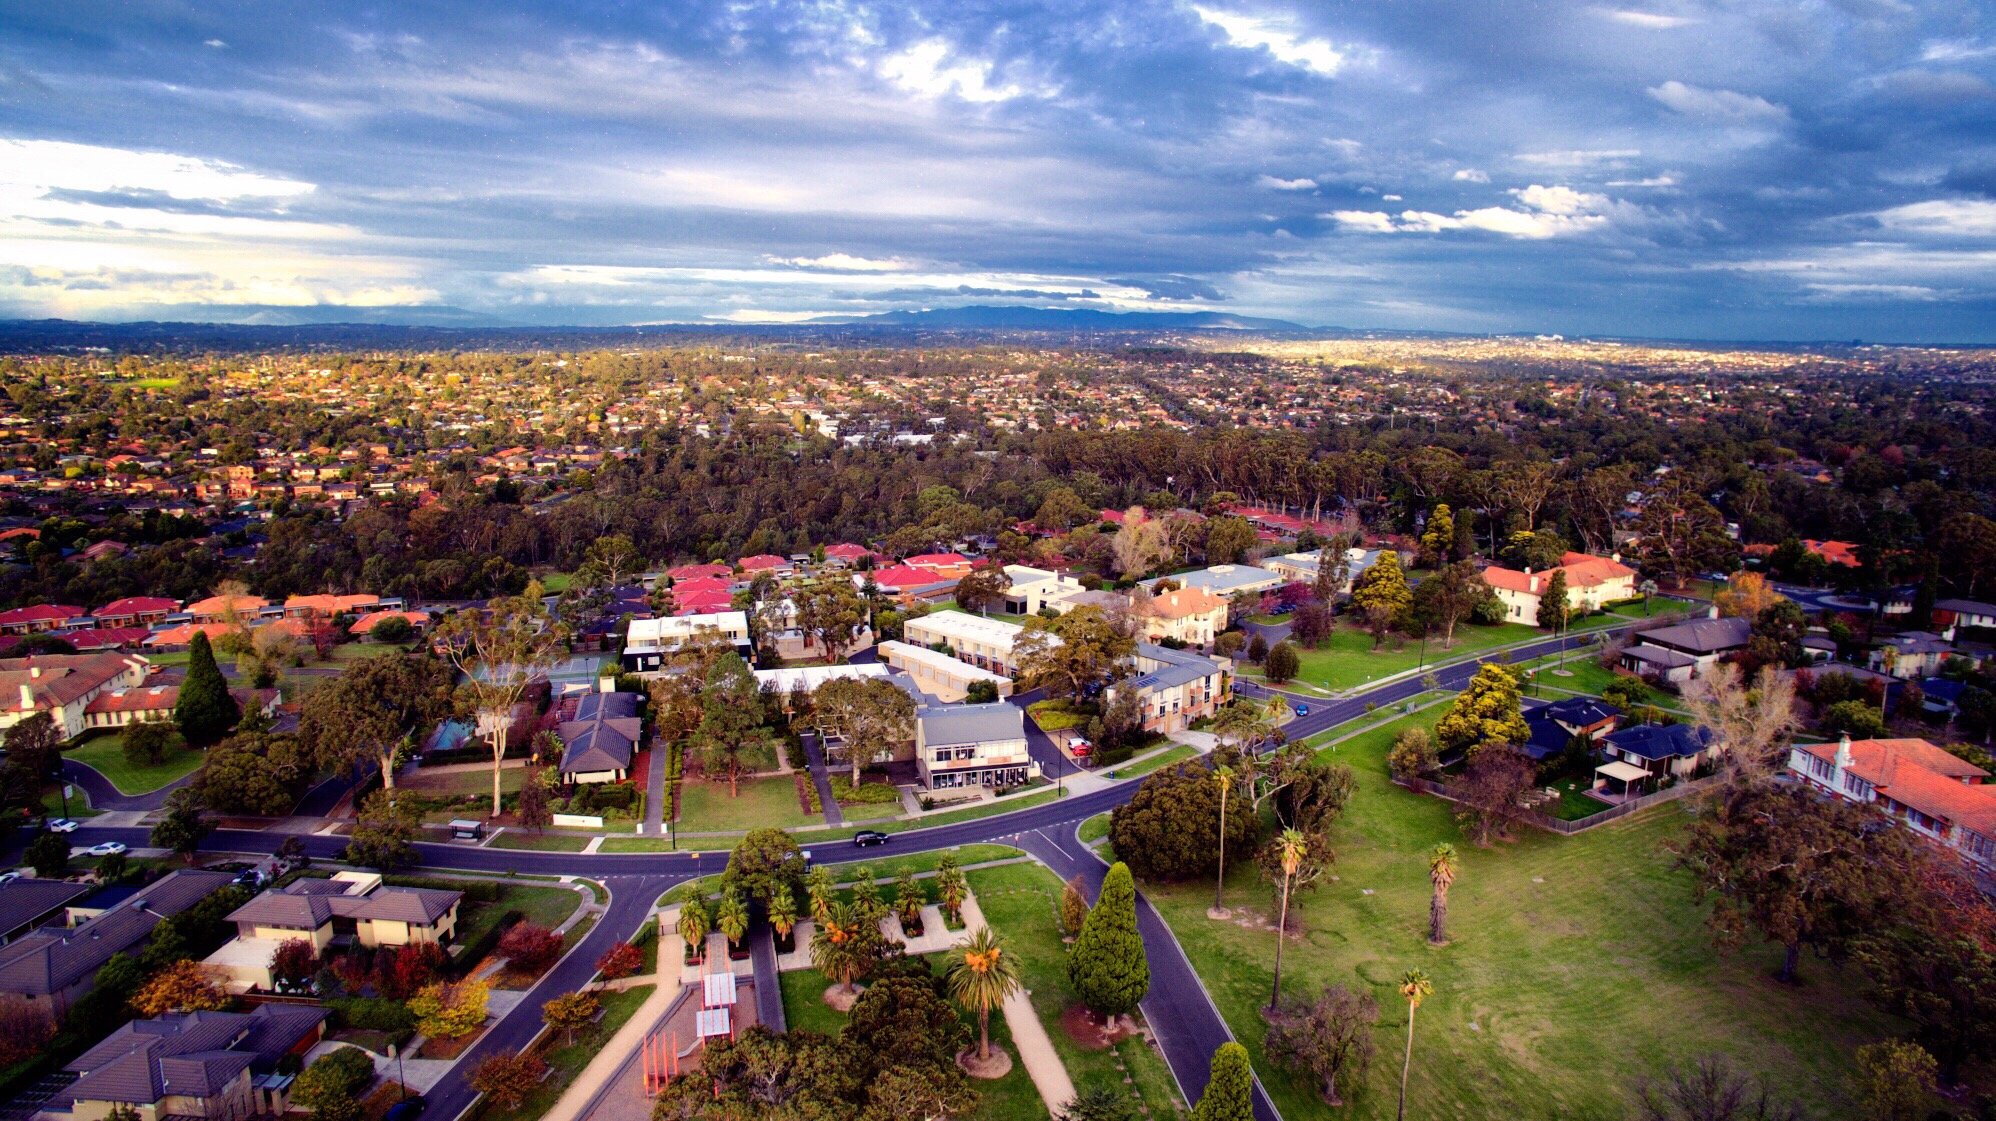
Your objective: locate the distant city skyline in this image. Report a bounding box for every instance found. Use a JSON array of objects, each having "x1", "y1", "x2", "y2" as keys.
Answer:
[{"x1": 2, "y1": 1, "x2": 1994, "y2": 341}]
